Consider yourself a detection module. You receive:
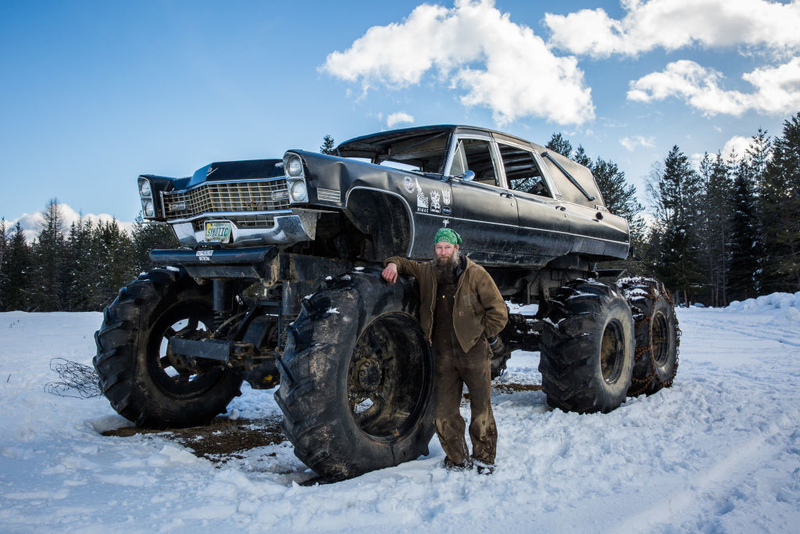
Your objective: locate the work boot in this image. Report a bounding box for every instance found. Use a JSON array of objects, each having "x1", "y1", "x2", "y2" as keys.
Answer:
[
  {"x1": 443, "y1": 457, "x2": 472, "y2": 471},
  {"x1": 473, "y1": 458, "x2": 495, "y2": 475}
]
